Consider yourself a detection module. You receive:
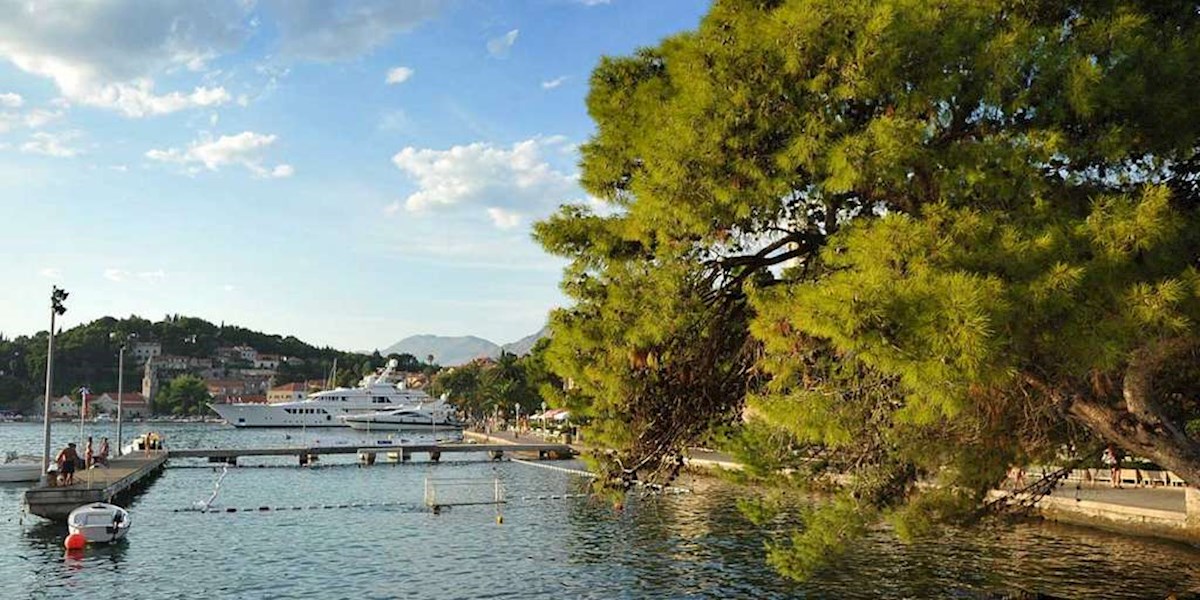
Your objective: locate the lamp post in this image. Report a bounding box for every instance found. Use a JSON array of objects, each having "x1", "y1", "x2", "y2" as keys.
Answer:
[
  {"x1": 40, "y1": 286, "x2": 68, "y2": 484},
  {"x1": 114, "y1": 335, "x2": 133, "y2": 457},
  {"x1": 78, "y1": 386, "x2": 90, "y2": 451}
]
